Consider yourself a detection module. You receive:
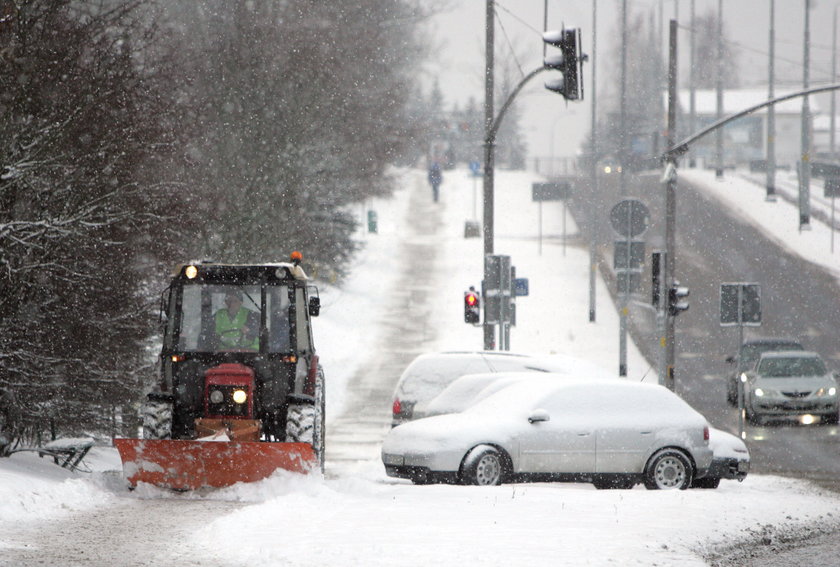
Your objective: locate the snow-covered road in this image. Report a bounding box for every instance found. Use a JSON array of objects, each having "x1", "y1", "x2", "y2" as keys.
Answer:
[{"x1": 4, "y1": 167, "x2": 840, "y2": 566}]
